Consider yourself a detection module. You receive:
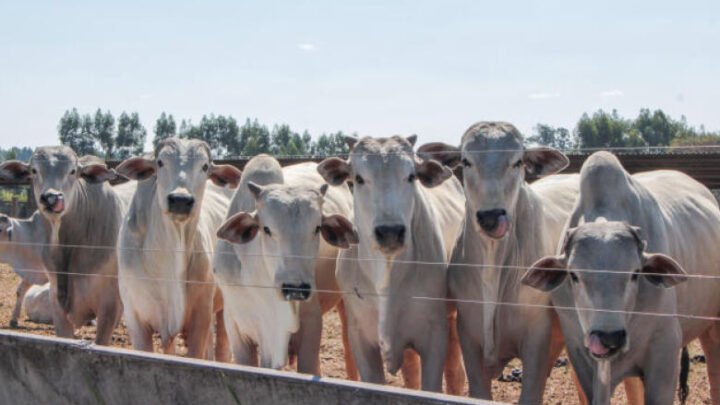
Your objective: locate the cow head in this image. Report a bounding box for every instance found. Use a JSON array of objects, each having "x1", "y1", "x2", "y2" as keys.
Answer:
[
  {"x1": 522, "y1": 220, "x2": 687, "y2": 359},
  {"x1": 317, "y1": 135, "x2": 451, "y2": 257},
  {"x1": 0, "y1": 147, "x2": 114, "y2": 223},
  {"x1": 217, "y1": 182, "x2": 357, "y2": 301},
  {"x1": 116, "y1": 138, "x2": 241, "y2": 223},
  {"x1": 418, "y1": 122, "x2": 568, "y2": 239}
]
